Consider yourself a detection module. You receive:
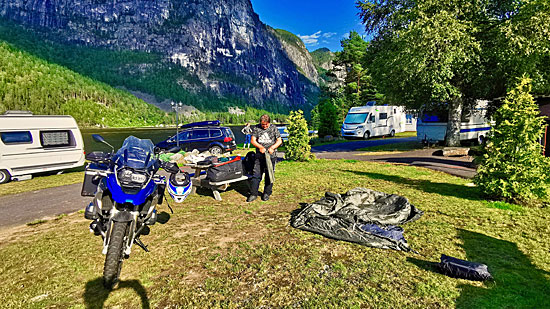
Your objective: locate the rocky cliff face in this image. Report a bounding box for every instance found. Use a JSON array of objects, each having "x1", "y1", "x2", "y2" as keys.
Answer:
[
  {"x1": 310, "y1": 47, "x2": 345, "y2": 90},
  {"x1": 0, "y1": 0, "x2": 318, "y2": 109},
  {"x1": 270, "y1": 28, "x2": 319, "y2": 85}
]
